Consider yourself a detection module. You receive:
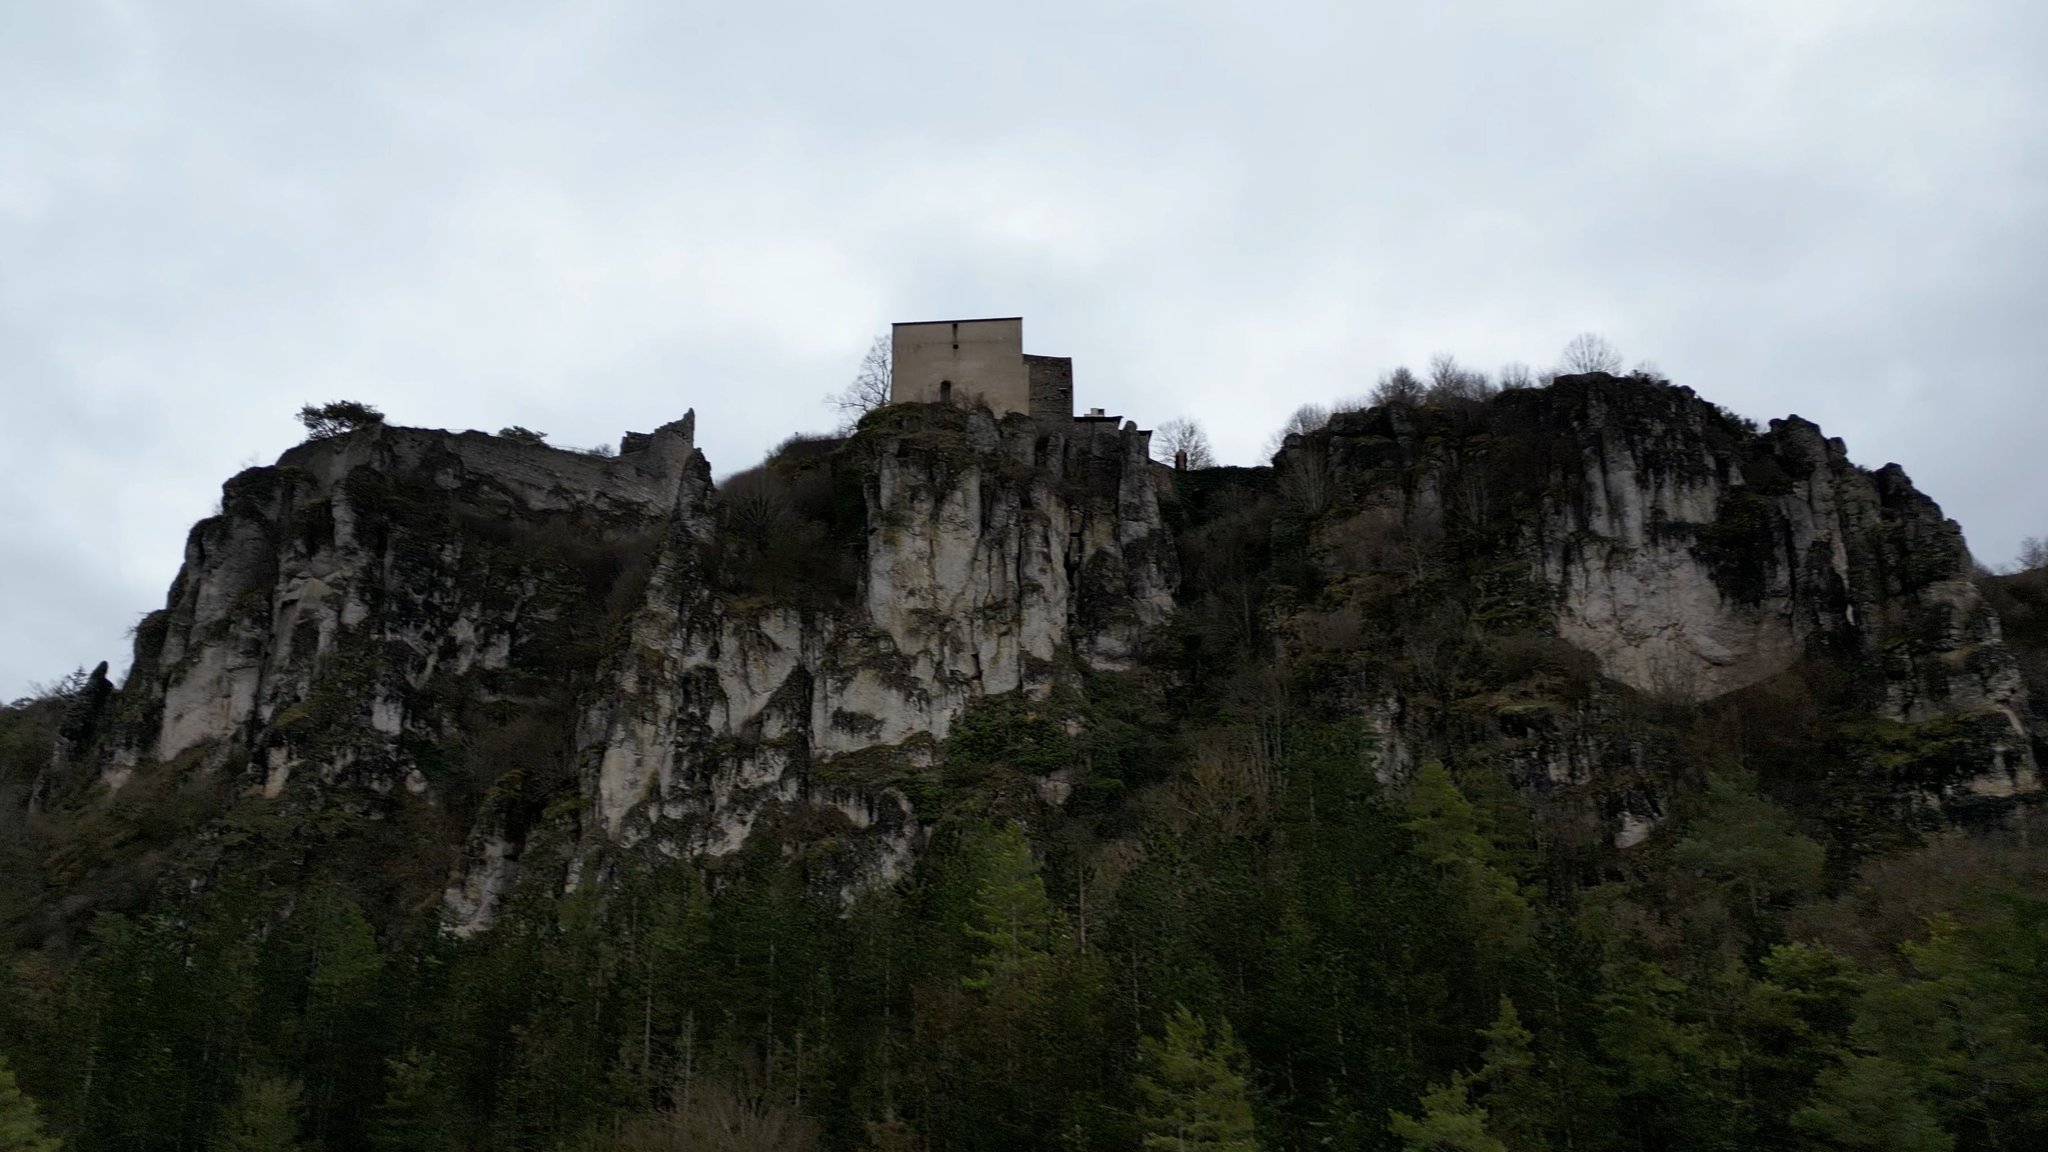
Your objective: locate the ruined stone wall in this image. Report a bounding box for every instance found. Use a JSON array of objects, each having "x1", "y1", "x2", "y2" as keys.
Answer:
[
  {"x1": 890, "y1": 318, "x2": 1030, "y2": 415},
  {"x1": 1024, "y1": 354, "x2": 1073, "y2": 421}
]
